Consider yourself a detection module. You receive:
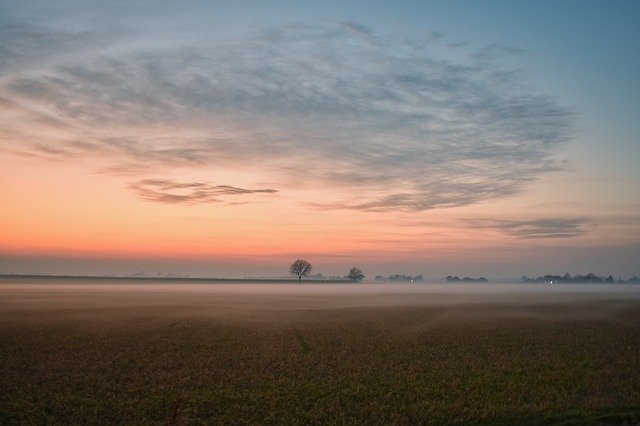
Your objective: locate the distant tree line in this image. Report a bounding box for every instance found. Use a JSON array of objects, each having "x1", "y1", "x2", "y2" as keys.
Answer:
[
  {"x1": 288, "y1": 260, "x2": 365, "y2": 283},
  {"x1": 521, "y1": 273, "x2": 640, "y2": 284},
  {"x1": 445, "y1": 276, "x2": 488, "y2": 283},
  {"x1": 374, "y1": 274, "x2": 424, "y2": 282},
  {"x1": 306, "y1": 273, "x2": 346, "y2": 280},
  {"x1": 347, "y1": 267, "x2": 365, "y2": 282}
]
